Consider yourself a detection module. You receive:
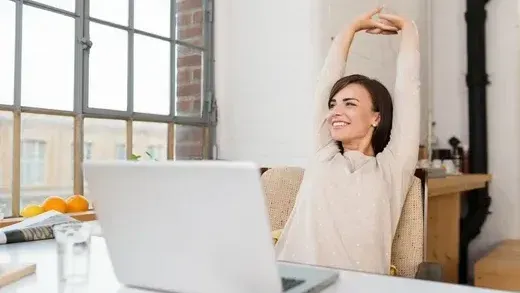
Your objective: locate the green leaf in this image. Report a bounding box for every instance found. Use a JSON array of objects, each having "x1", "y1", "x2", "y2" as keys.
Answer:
[{"x1": 130, "y1": 154, "x2": 141, "y2": 161}]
